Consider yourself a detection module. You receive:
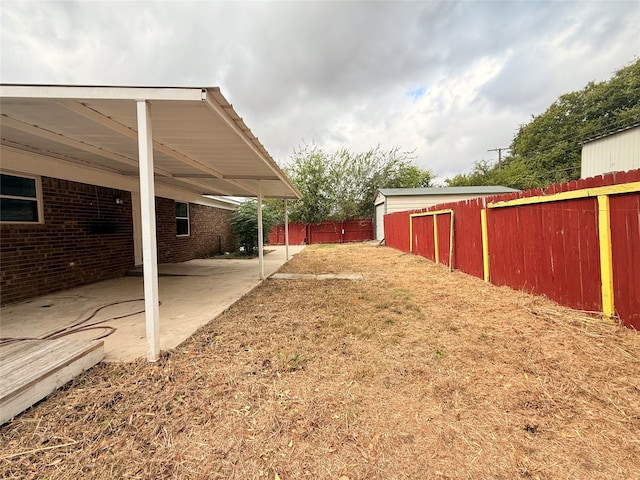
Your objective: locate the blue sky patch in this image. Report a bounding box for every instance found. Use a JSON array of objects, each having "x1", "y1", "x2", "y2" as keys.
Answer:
[{"x1": 405, "y1": 86, "x2": 426, "y2": 100}]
